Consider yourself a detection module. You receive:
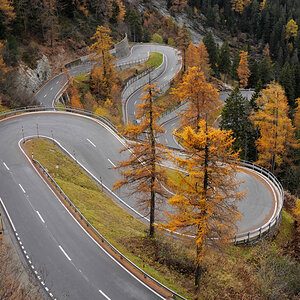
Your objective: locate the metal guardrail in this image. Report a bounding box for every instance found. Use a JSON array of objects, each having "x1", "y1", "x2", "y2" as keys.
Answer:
[
  {"x1": 31, "y1": 154, "x2": 185, "y2": 300},
  {"x1": 1, "y1": 106, "x2": 284, "y2": 245},
  {"x1": 233, "y1": 159, "x2": 284, "y2": 244}
]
